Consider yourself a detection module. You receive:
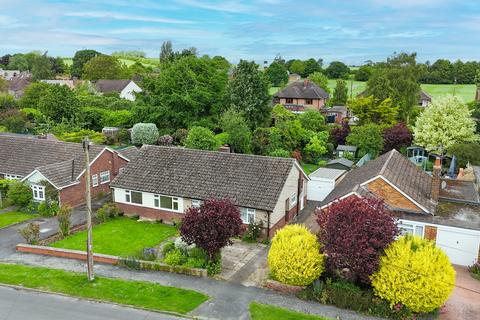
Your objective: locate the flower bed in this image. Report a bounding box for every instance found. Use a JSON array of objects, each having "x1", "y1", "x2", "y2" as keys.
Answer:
[{"x1": 469, "y1": 263, "x2": 480, "y2": 281}]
